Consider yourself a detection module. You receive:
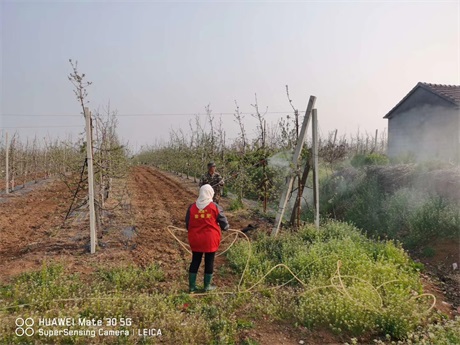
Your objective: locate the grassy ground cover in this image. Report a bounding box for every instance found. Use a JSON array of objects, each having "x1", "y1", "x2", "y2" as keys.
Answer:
[{"x1": 2, "y1": 221, "x2": 458, "y2": 344}]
